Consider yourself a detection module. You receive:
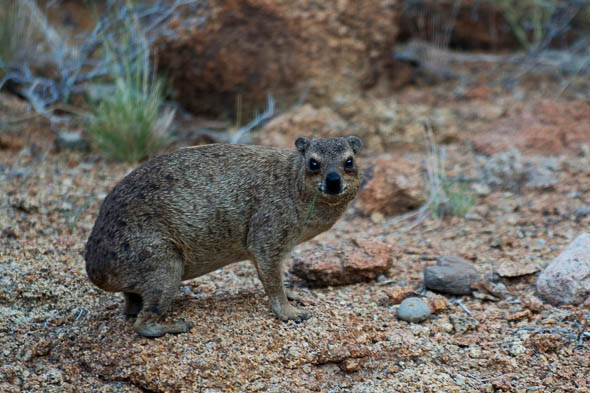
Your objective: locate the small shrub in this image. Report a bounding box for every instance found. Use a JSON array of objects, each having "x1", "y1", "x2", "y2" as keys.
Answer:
[
  {"x1": 423, "y1": 127, "x2": 474, "y2": 218},
  {"x1": 0, "y1": 0, "x2": 36, "y2": 67},
  {"x1": 86, "y1": 10, "x2": 172, "y2": 163},
  {"x1": 495, "y1": 0, "x2": 558, "y2": 49}
]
